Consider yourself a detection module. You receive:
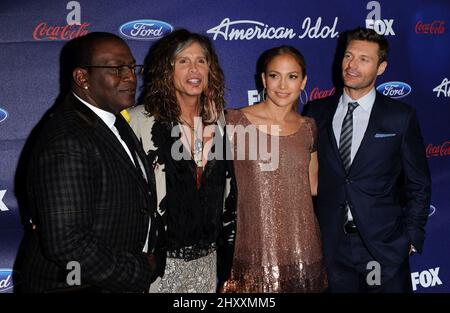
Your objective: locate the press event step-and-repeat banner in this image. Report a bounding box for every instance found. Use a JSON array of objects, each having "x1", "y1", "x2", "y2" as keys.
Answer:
[{"x1": 1, "y1": 0, "x2": 449, "y2": 293}]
